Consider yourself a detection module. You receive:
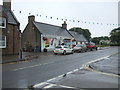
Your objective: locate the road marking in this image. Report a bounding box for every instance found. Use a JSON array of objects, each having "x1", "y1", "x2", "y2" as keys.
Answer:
[
  {"x1": 30, "y1": 53, "x2": 119, "y2": 89},
  {"x1": 43, "y1": 83, "x2": 78, "y2": 89},
  {"x1": 67, "y1": 71, "x2": 73, "y2": 74},
  {"x1": 73, "y1": 69, "x2": 79, "y2": 72},
  {"x1": 46, "y1": 77, "x2": 57, "y2": 82},
  {"x1": 43, "y1": 83, "x2": 55, "y2": 88},
  {"x1": 32, "y1": 67, "x2": 83, "y2": 88},
  {"x1": 13, "y1": 64, "x2": 42, "y2": 71},
  {"x1": 33, "y1": 82, "x2": 47, "y2": 88},
  {"x1": 13, "y1": 62, "x2": 54, "y2": 71}
]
